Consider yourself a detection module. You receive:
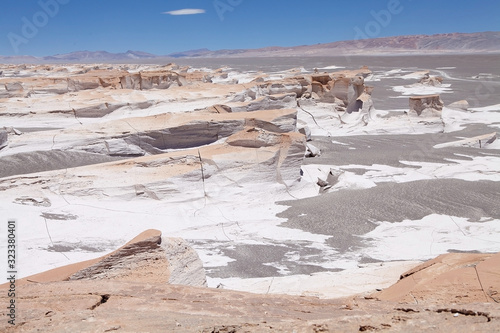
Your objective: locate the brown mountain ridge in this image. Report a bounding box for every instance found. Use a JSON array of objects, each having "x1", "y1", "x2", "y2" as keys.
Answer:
[{"x1": 1, "y1": 31, "x2": 498, "y2": 63}]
